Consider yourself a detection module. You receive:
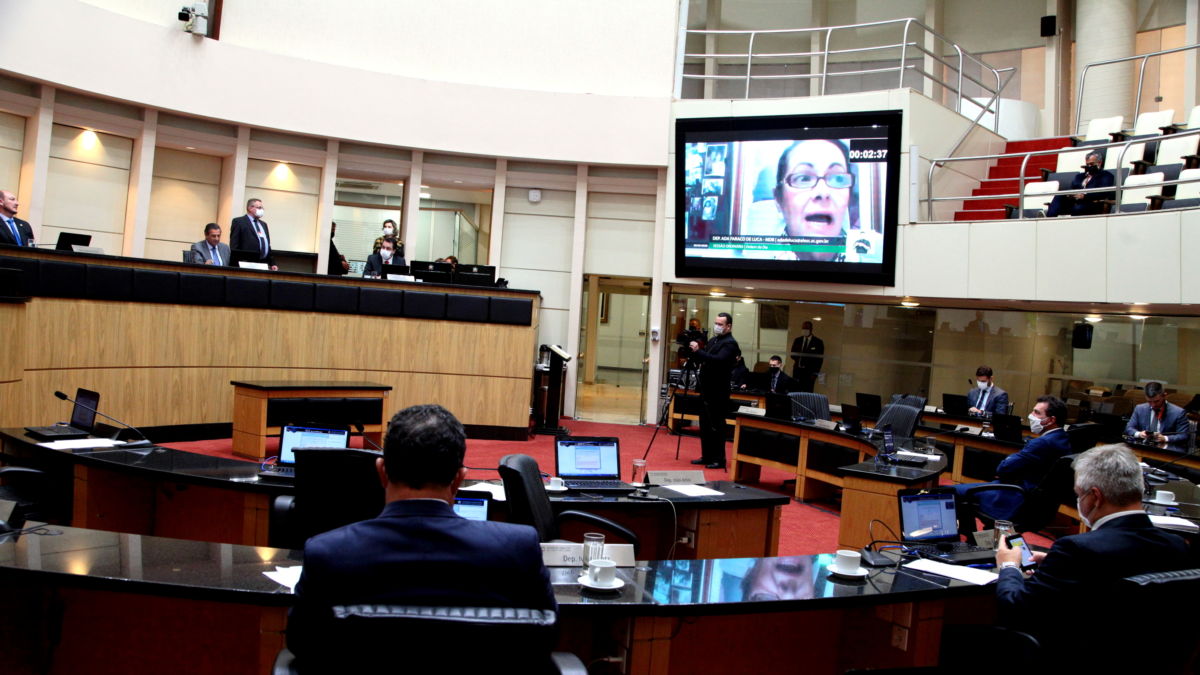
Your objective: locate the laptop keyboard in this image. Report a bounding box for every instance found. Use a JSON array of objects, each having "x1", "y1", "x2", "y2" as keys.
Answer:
[
  {"x1": 907, "y1": 542, "x2": 991, "y2": 556},
  {"x1": 260, "y1": 466, "x2": 295, "y2": 477},
  {"x1": 563, "y1": 479, "x2": 626, "y2": 489}
]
